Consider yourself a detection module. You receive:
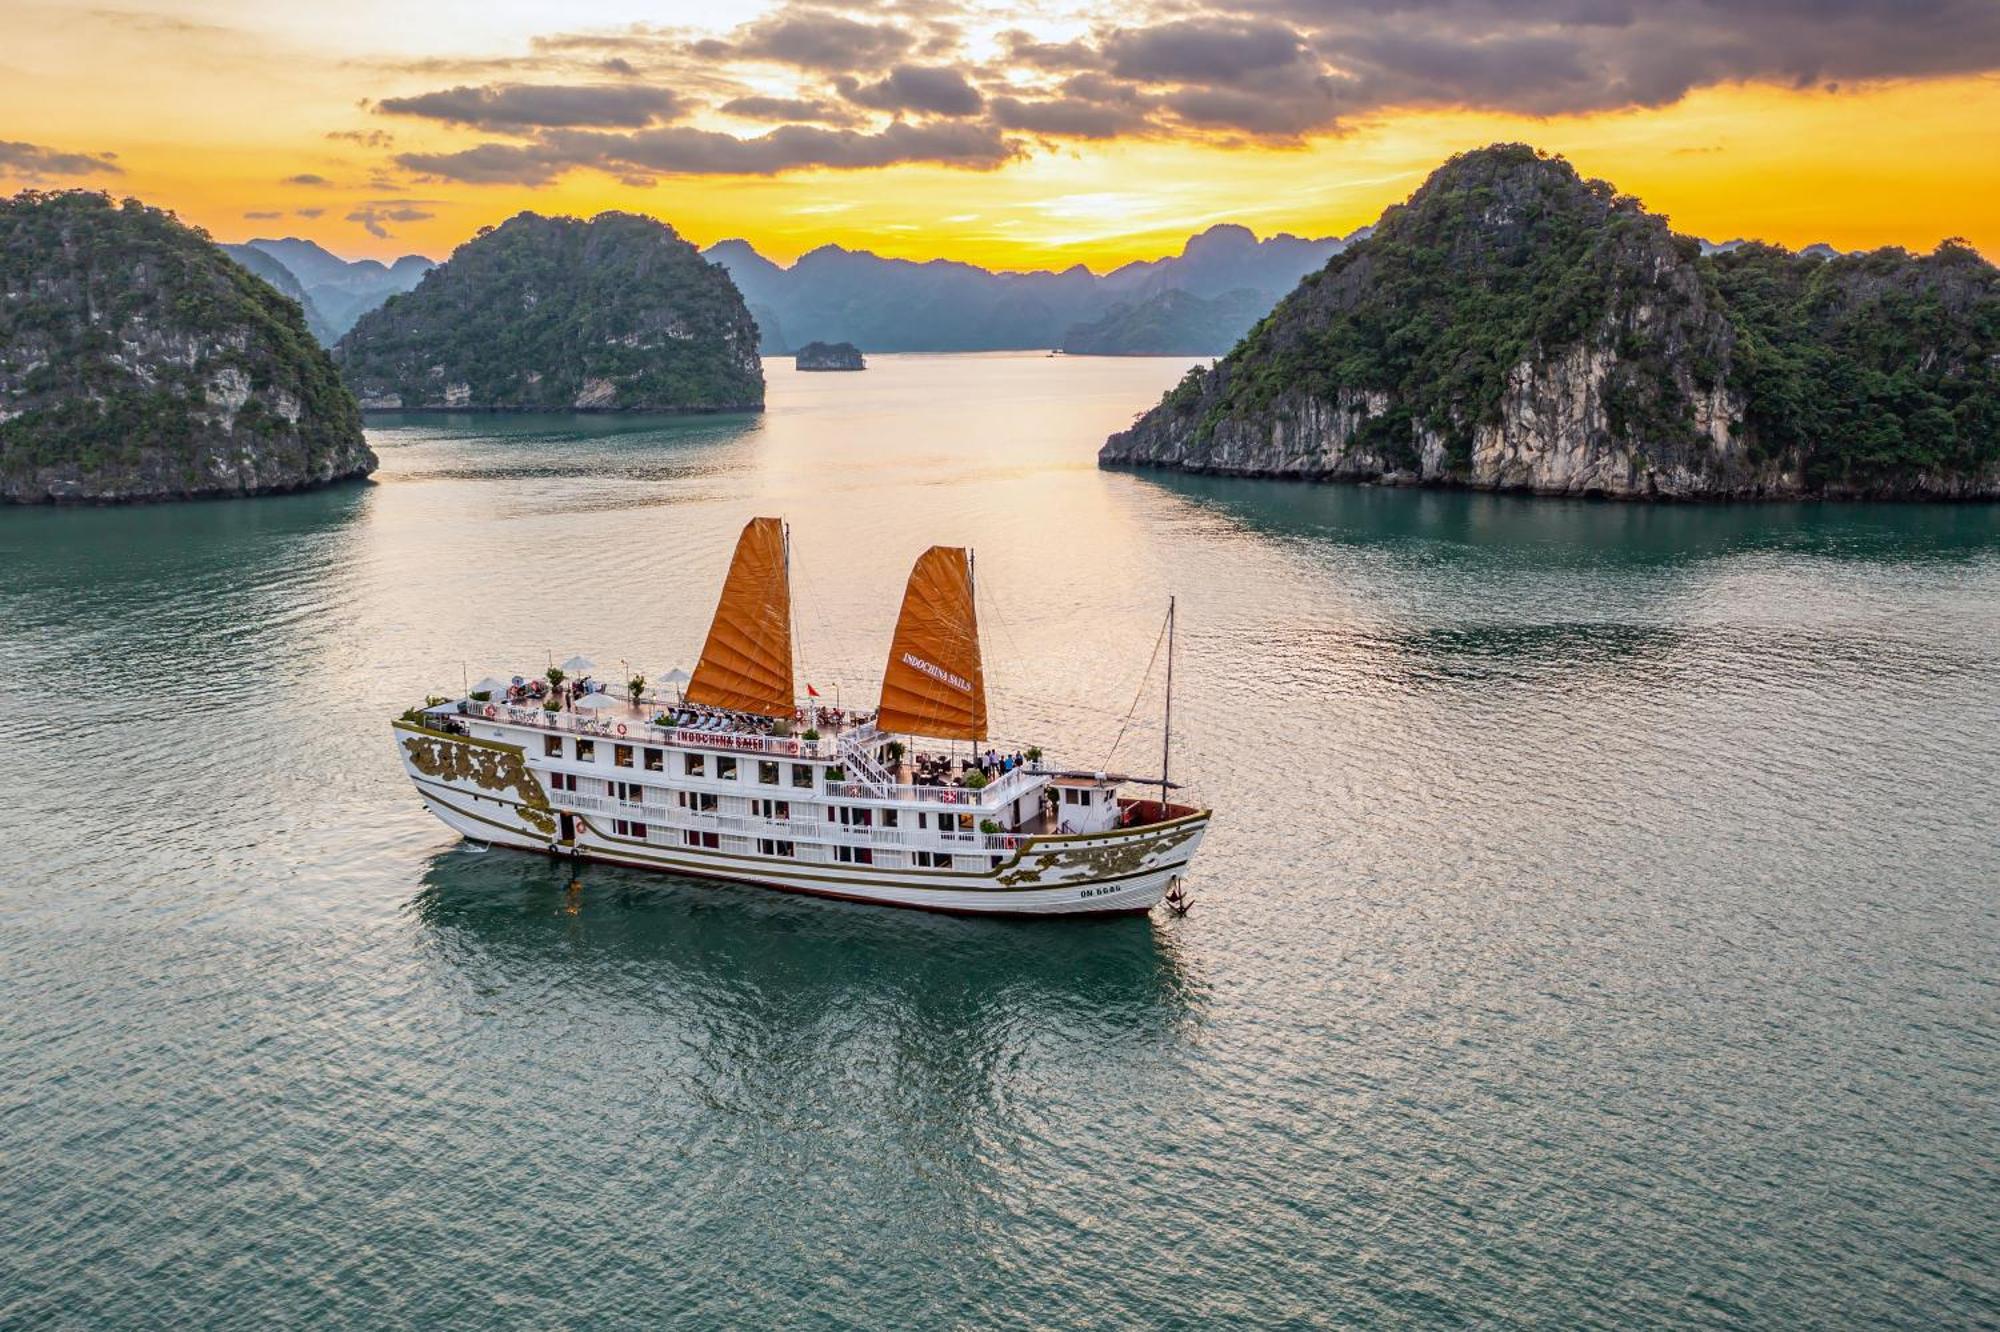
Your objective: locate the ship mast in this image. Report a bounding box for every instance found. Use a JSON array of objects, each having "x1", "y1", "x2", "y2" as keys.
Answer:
[{"x1": 1160, "y1": 595, "x2": 1175, "y2": 814}]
